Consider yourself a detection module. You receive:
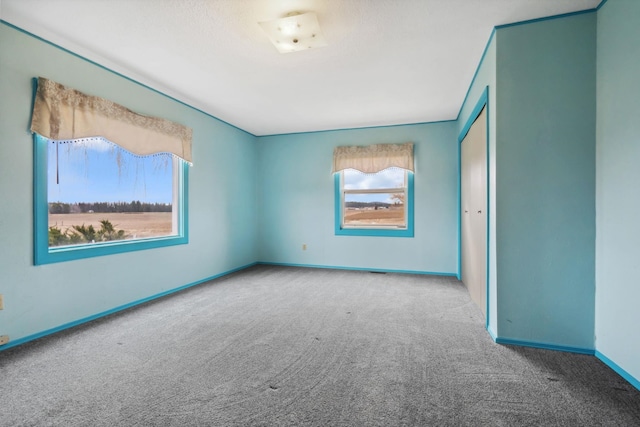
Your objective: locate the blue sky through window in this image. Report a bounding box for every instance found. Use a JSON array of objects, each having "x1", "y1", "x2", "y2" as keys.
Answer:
[{"x1": 47, "y1": 137, "x2": 173, "y2": 204}]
